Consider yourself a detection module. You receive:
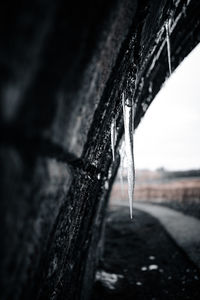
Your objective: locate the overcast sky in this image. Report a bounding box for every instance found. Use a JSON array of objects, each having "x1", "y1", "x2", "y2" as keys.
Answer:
[{"x1": 134, "y1": 43, "x2": 200, "y2": 171}]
